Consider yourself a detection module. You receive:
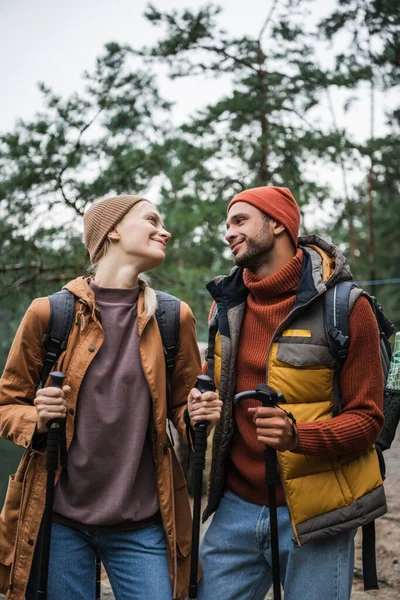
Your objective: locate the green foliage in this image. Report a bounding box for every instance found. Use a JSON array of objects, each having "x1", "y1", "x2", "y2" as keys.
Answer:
[
  {"x1": 0, "y1": 0, "x2": 399, "y2": 356},
  {"x1": 143, "y1": 0, "x2": 334, "y2": 200},
  {"x1": 318, "y1": 0, "x2": 400, "y2": 325}
]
